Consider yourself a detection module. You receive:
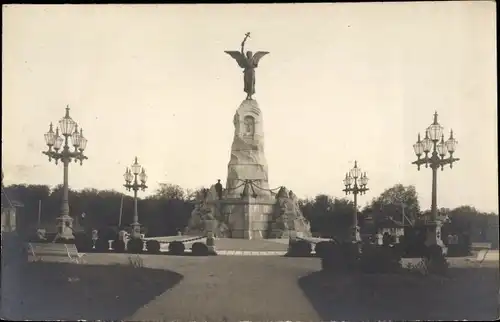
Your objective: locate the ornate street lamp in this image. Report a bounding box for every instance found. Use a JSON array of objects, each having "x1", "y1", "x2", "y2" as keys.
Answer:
[
  {"x1": 412, "y1": 111, "x2": 459, "y2": 247},
  {"x1": 343, "y1": 161, "x2": 369, "y2": 243},
  {"x1": 42, "y1": 105, "x2": 88, "y2": 239},
  {"x1": 123, "y1": 157, "x2": 148, "y2": 239}
]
